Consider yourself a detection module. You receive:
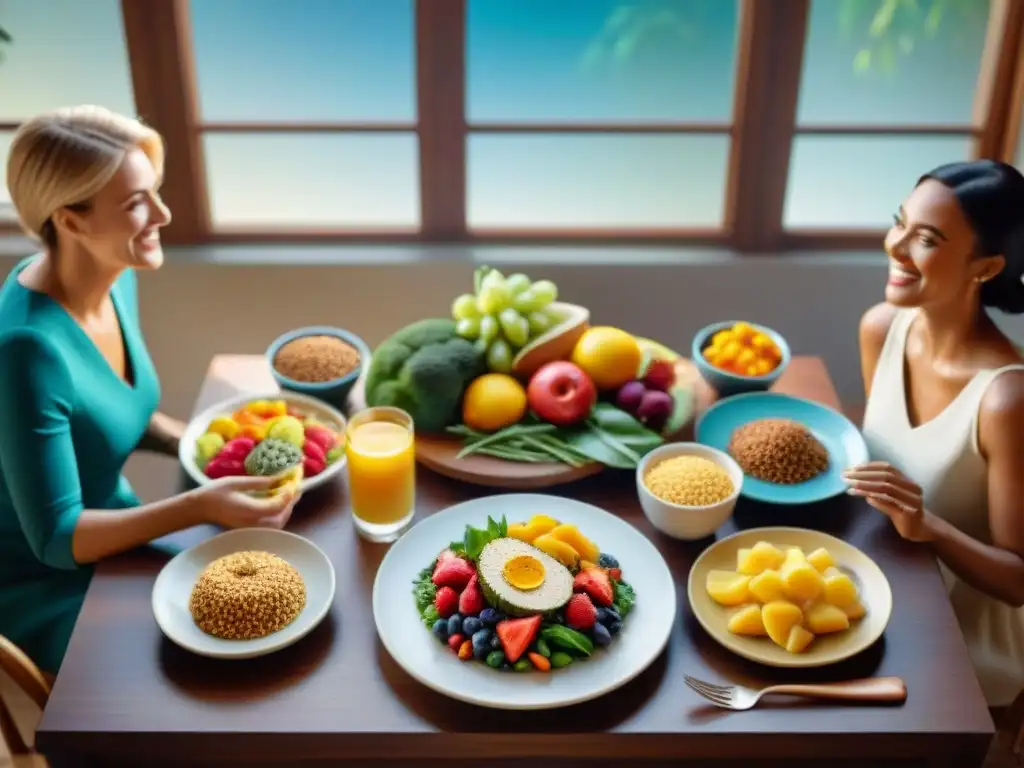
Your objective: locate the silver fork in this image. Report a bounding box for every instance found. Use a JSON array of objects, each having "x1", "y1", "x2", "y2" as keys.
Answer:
[{"x1": 684, "y1": 675, "x2": 907, "y2": 711}]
